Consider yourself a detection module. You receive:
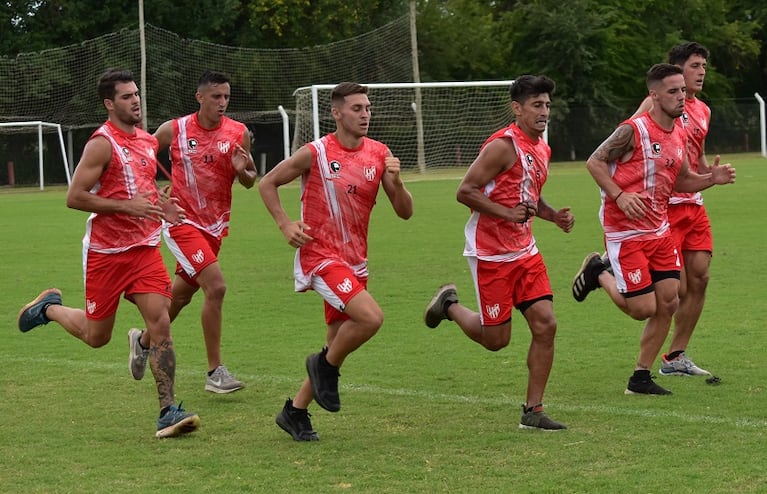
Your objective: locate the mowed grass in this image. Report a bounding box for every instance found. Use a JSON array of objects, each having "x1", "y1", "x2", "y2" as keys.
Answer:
[{"x1": 0, "y1": 154, "x2": 765, "y2": 493}]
